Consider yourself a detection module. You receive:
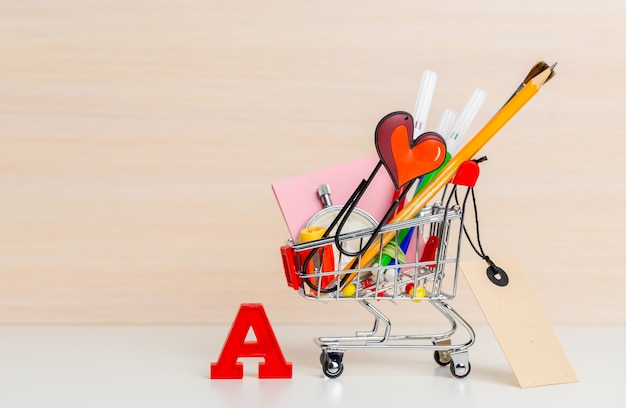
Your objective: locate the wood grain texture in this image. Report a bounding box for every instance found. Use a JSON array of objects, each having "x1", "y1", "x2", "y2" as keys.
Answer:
[{"x1": 1, "y1": 0, "x2": 625, "y2": 324}]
